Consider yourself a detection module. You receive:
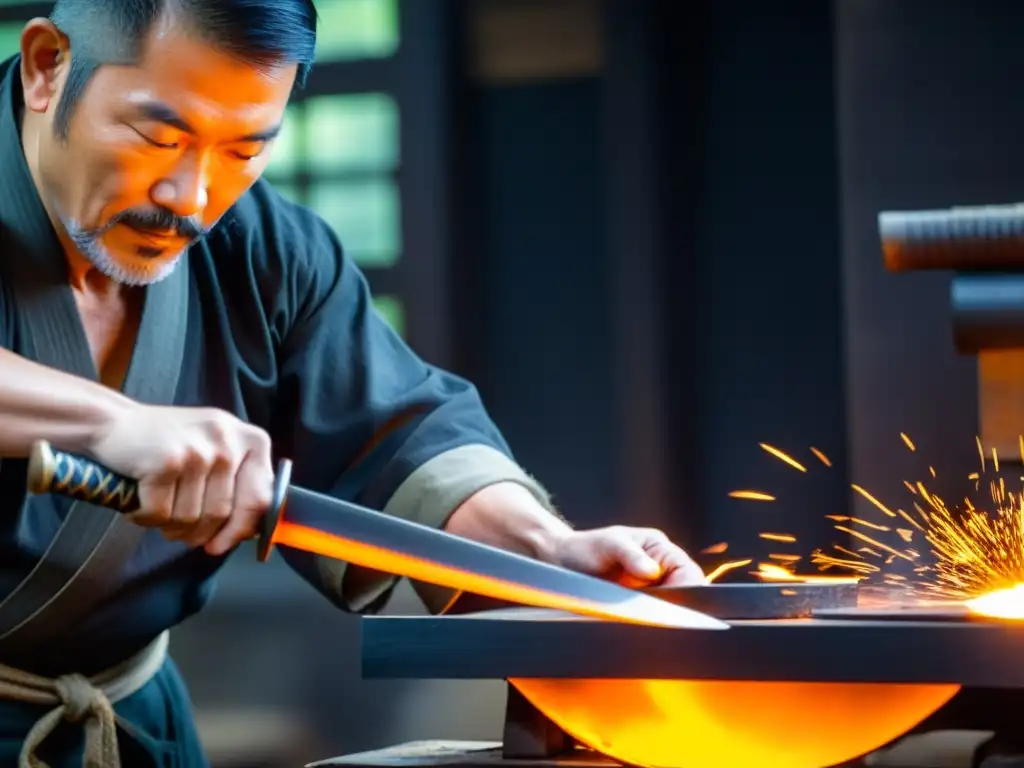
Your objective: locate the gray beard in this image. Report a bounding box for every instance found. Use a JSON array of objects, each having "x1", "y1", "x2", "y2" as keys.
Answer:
[{"x1": 64, "y1": 218, "x2": 186, "y2": 286}]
